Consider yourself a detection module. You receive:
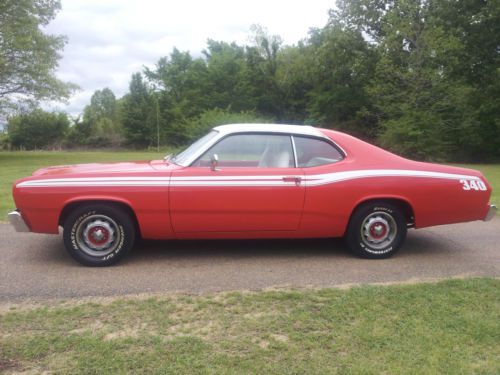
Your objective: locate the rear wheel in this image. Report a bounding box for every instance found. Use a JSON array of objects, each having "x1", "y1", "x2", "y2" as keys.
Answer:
[
  {"x1": 346, "y1": 202, "x2": 407, "y2": 259},
  {"x1": 63, "y1": 204, "x2": 135, "y2": 266}
]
